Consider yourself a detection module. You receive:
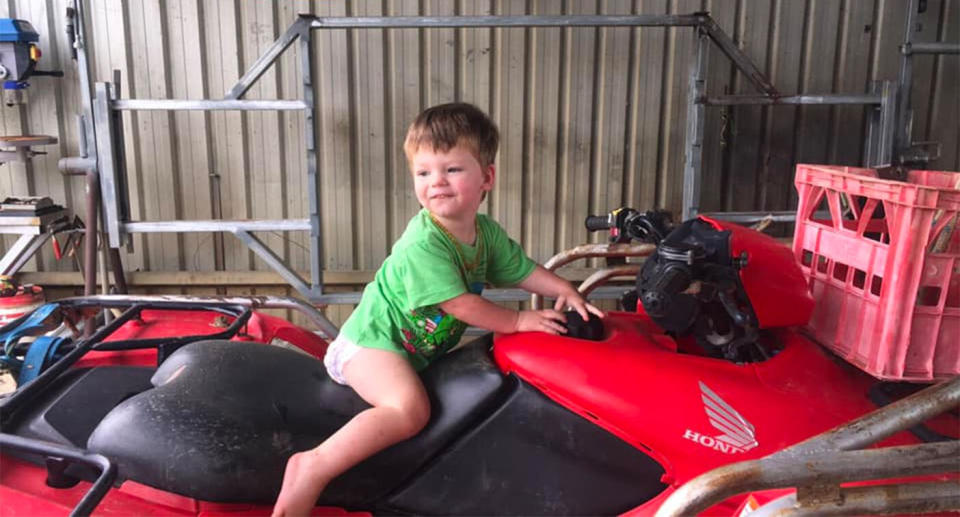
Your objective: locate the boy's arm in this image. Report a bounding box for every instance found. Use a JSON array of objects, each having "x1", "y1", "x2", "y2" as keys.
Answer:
[
  {"x1": 517, "y1": 266, "x2": 605, "y2": 321},
  {"x1": 438, "y1": 293, "x2": 568, "y2": 335},
  {"x1": 516, "y1": 265, "x2": 575, "y2": 297},
  {"x1": 438, "y1": 266, "x2": 605, "y2": 335}
]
